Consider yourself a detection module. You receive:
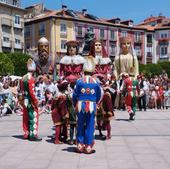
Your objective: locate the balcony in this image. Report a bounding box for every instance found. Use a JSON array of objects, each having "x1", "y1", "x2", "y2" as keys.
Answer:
[
  {"x1": 100, "y1": 36, "x2": 106, "y2": 40},
  {"x1": 159, "y1": 55, "x2": 169, "y2": 59},
  {"x1": 134, "y1": 38, "x2": 142, "y2": 44},
  {"x1": 158, "y1": 38, "x2": 169, "y2": 42},
  {"x1": 13, "y1": 21, "x2": 24, "y2": 29},
  {"x1": 147, "y1": 42, "x2": 152, "y2": 47},
  {"x1": 109, "y1": 36, "x2": 117, "y2": 41},
  {"x1": 146, "y1": 52, "x2": 153, "y2": 63},
  {"x1": 1, "y1": 17, "x2": 12, "y2": 27},
  {"x1": 60, "y1": 31, "x2": 67, "y2": 38},
  {"x1": 14, "y1": 42, "x2": 23, "y2": 49},
  {"x1": 2, "y1": 40, "x2": 12, "y2": 48}
]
